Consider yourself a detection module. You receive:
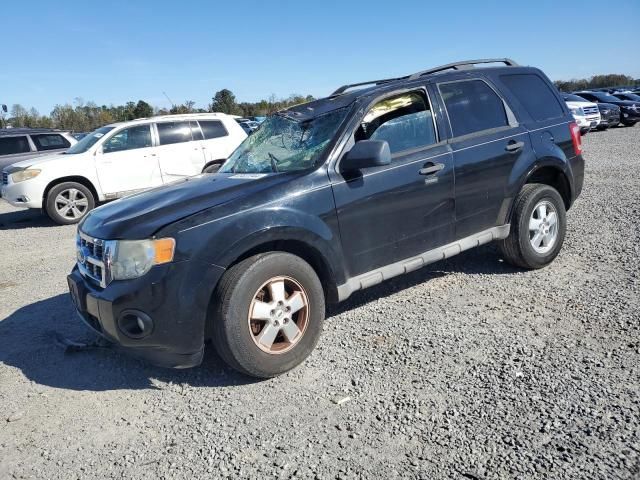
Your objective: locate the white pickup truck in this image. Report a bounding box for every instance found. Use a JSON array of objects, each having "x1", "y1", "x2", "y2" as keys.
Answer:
[{"x1": 1, "y1": 113, "x2": 247, "y2": 224}]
